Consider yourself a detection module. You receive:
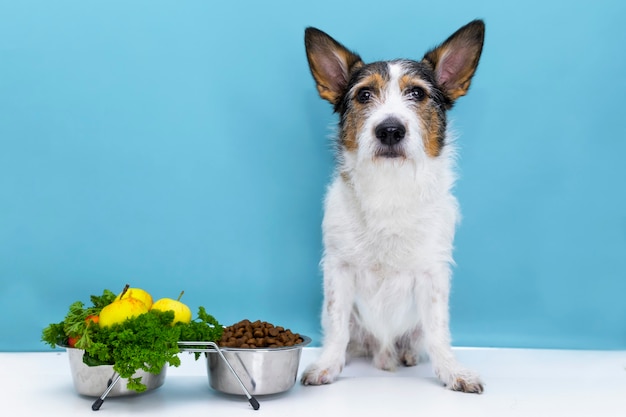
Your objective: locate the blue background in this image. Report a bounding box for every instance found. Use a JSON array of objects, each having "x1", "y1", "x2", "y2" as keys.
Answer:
[{"x1": 1, "y1": 0, "x2": 625, "y2": 351}]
